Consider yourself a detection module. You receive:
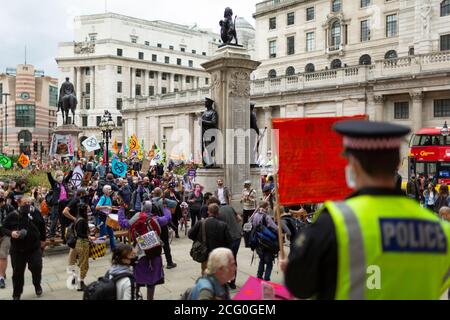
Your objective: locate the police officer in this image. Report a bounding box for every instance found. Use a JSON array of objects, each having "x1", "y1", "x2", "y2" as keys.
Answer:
[{"x1": 282, "y1": 120, "x2": 450, "y2": 300}]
